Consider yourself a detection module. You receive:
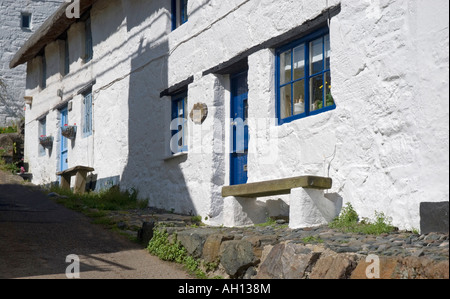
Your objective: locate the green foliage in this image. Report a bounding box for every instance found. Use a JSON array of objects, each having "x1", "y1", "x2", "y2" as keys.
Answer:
[
  {"x1": 301, "y1": 236, "x2": 324, "y2": 244},
  {"x1": 255, "y1": 217, "x2": 277, "y2": 227},
  {"x1": 0, "y1": 125, "x2": 18, "y2": 135},
  {"x1": 45, "y1": 185, "x2": 148, "y2": 212},
  {"x1": 147, "y1": 228, "x2": 206, "y2": 278},
  {"x1": 0, "y1": 147, "x2": 19, "y2": 174},
  {"x1": 329, "y1": 203, "x2": 396, "y2": 235},
  {"x1": 329, "y1": 203, "x2": 359, "y2": 229}
]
